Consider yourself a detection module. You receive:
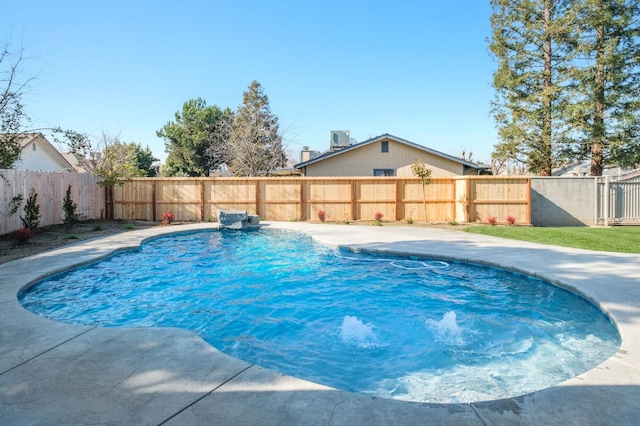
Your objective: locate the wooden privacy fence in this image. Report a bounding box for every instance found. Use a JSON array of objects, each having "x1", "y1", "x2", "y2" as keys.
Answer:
[
  {"x1": 112, "y1": 176, "x2": 531, "y2": 224},
  {"x1": 1, "y1": 169, "x2": 105, "y2": 234}
]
